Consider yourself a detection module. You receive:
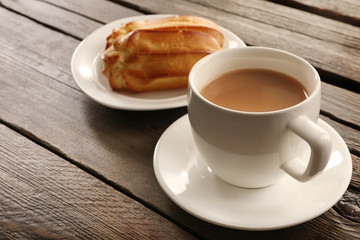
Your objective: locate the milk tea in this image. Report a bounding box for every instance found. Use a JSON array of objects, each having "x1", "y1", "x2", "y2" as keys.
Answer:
[{"x1": 200, "y1": 68, "x2": 308, "y2": 112}]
